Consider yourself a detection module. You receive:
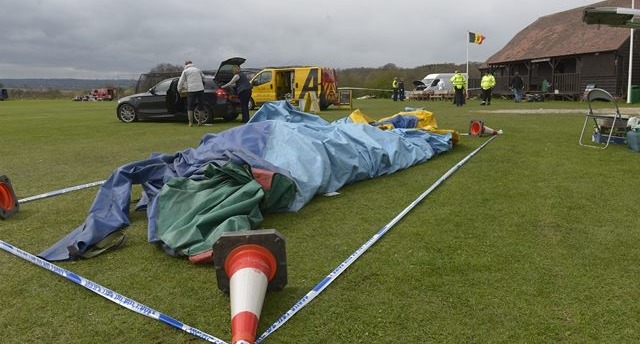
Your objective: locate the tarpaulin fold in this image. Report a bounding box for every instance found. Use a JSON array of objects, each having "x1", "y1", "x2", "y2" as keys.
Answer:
[{"x1": 156, "y1": 163, "x2": 295, "y2": 257}]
